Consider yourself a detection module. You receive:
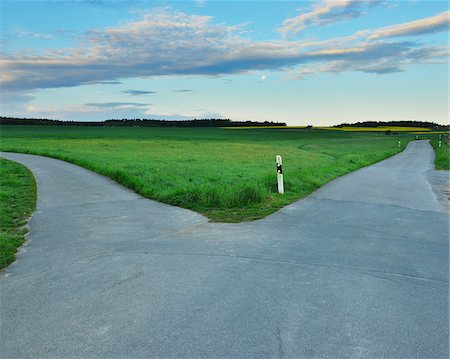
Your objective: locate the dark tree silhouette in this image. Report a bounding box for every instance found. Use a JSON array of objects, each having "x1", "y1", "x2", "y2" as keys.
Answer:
[
  {"x1": 0, "y1": 117, "x2": 286, "y2": 127},
  {"x1": 335, "y1": 121, "x2": 447, "y2": 131}
]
